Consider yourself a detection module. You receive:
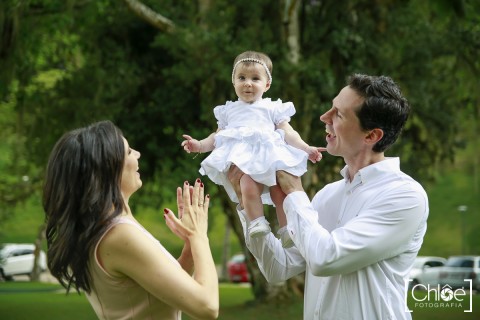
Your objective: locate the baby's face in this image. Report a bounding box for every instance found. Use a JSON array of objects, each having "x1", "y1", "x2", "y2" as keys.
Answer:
[{"x1": 233, "y1": 63, "x2": 270, "y2": 103}]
